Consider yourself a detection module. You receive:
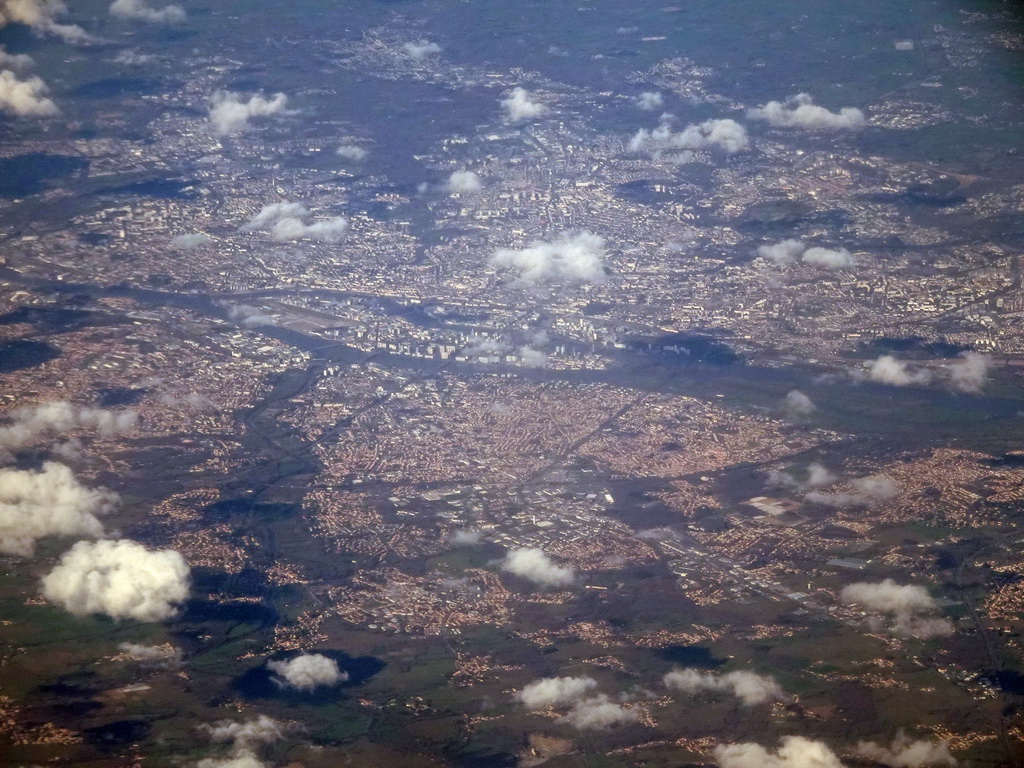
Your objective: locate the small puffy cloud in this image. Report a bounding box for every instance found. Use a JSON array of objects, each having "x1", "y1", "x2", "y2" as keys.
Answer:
[
  {"x1": 747, "y1": 93, "x2": 866, "y2": 130},
  {"x1": 715, "y1": 737, "x2": 844, "y2": 768},
  {"x1": 171, "y1": 233, "x2": 212, "y2": 250},
  {"x1": 855, "y1": 734, "x2": 956, "y2": 768},
  {"x1": 757, "y1": 239, "x2": 805, "y2": 266},
  {"x1": 109, "y1": 0, "x2": 185, "y2": 23},
  {"x1": 403, "y1": 40, "x2": 441, "y2": 59},
  {"x1": 805, "y1": 474, "x2": 899, "y2": 508},
  {"x1": 946, "y1": 351, "x2": 990, "y2": 394},
  {"x1": 664, "y1": 668, "x2": 785, "y2": 706},
  {"x1": 0, "y1": 462, "x2": 115, "y2": 556},
  {"x1": 227, "y1": 304, "x2": 277, "y2": 328},
  {"x1": 449, "y1": 528, "x2": 483, "y2": 546},
  {"x1": 864, "y1": 355, "x2": 931, "y2": 387},
  {"x1": 0, "y1": 46, "x2": 32, "y2": 69},
  {"x1": 336, "y1": 144, "x2": 367, "y2": 161},
  {"x1": 635, "y1": 91, "x2": 663, "y2": 111},
  {"x1": 203, "y1": 716, "x2": 283, "y2": 749},
  {"x1": 208, "y1": 91, "x2": 288, "y2": 136},
  {"x1": 445, "y1": 170, "x2": 482, "y2": 194},
  {"x1": 117, "y1": 641, "x2": 182, "y2": 666},
  {"x1": 756, "y1": 240, "x2": 853, "y2": 269},
  {"x1": 0, "y1": 400, "x2": 138, "y2": 461},
  {"x1": 199, "y1": 715, "x2": 282, "y2": 768},
  {"x1": 841, "y1": 579, "x2": 953, "y2": 639},
  {"x1": 784, "y1": 389, "x2": 815, "y2": 417},
  {"x1": 518, "y1": 346, "x2": 548, "y2": 368},
  {"x1": 491, "y1": 230, "x2": 607, "y2": 285},
  {"x1": 802, "y1": 246, "x2": 853, "y2": 269},
  {"x1": 501, "y1": 87, "x2": 547, "y2": 122},
  {"x1": 42, "y1": 539, "x2": 190, "y2": 622},
  {"x1": 267, "y1": 653, "x2": 347, "y2": 691},
  {"x1": 628, "y1": 117, "x2": 749, "y2": 157},
  {"x1": 558, "y1": 693, "x2": 640, "y2": 730},
  {"x1": 501, "y1": 547, "x2": 575, "y2": 587},
  {"x1": 516, "y1": 675, "x2": 598, "y2": 709},
  {"x1": 0, "y1": 0, "x2": 91, "y2": 43},
  {"x1": 0, "y1": 69, "x2": 58, "y2": 116},
  {"x1": 240, "y1": 201, "x2": 347, "y2": 243}
]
